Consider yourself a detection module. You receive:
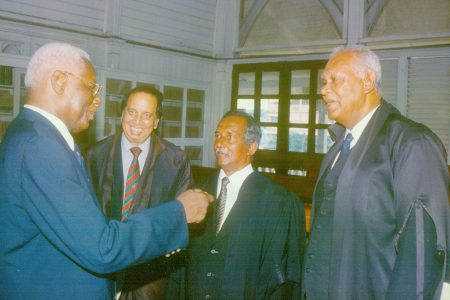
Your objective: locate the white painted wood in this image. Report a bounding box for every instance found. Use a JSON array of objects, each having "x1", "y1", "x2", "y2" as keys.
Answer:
[
  {"x1": 213, "y1": 0, "x2": 240, "y2": 58},
  {"x1": 0, "y1": 0, "x2": 105, "y2": 34},
  {"x1": 346, "y1": 0, "x2": 364, "y2": 44}
]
